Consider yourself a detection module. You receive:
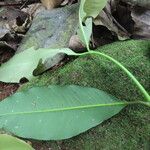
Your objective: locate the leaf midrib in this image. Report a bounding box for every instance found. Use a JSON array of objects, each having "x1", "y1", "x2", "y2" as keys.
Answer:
[{"x1": 0, "y1": 101, "x2": 128, "y2": 117}]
